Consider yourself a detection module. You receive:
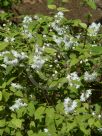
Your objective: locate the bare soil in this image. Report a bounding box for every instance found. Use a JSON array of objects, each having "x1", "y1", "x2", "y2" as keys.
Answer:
[{"x1": 11, "y1": 0, "x2": 102, "y2": 23}]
